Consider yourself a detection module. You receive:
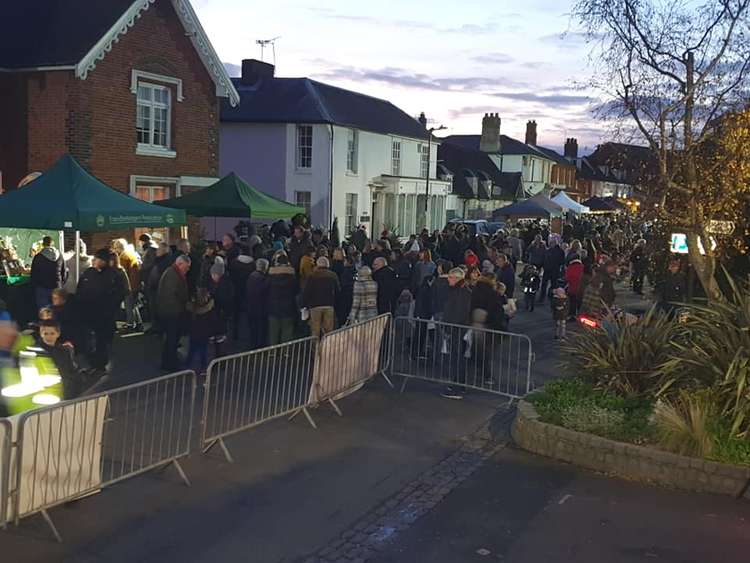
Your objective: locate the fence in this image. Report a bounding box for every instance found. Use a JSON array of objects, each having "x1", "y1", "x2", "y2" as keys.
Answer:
[
  {"x1": 200, "y1": 315, "x2": 392, "y2": 462},
  {"x1": 0, "y1": 419, "x2": 10, "y2": 529},
  {"x1": 391, "y1": 317, "x2": 533, "y2": 399},
  {"x1": 9, "y1": 370, "x2": 196, "y2": 542}
]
